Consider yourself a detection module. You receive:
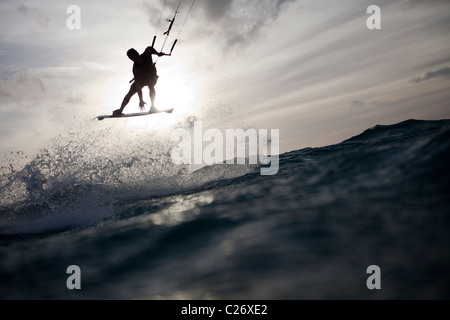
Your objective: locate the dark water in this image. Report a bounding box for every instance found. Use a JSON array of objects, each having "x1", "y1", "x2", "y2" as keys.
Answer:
[{"x1": 1, "y1": 119, "x2": 449, "y2": 299}]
